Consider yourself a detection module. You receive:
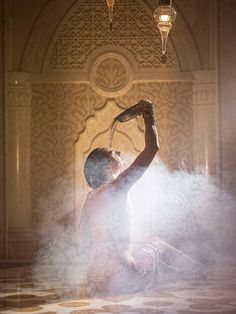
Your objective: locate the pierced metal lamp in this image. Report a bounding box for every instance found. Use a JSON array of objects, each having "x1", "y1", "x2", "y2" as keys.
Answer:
[
  {"x1": 154, "y1": 0, "x2": 177, "y2": 64},
  {"x1": 106, "y1": 0, "x2": 115, "y2": 31}
]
